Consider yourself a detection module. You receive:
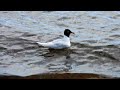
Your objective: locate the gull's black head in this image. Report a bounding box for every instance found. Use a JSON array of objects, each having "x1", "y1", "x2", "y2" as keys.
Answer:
[{"x1": 64, "y1": 29, "x2": 74, "y2": 37}]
